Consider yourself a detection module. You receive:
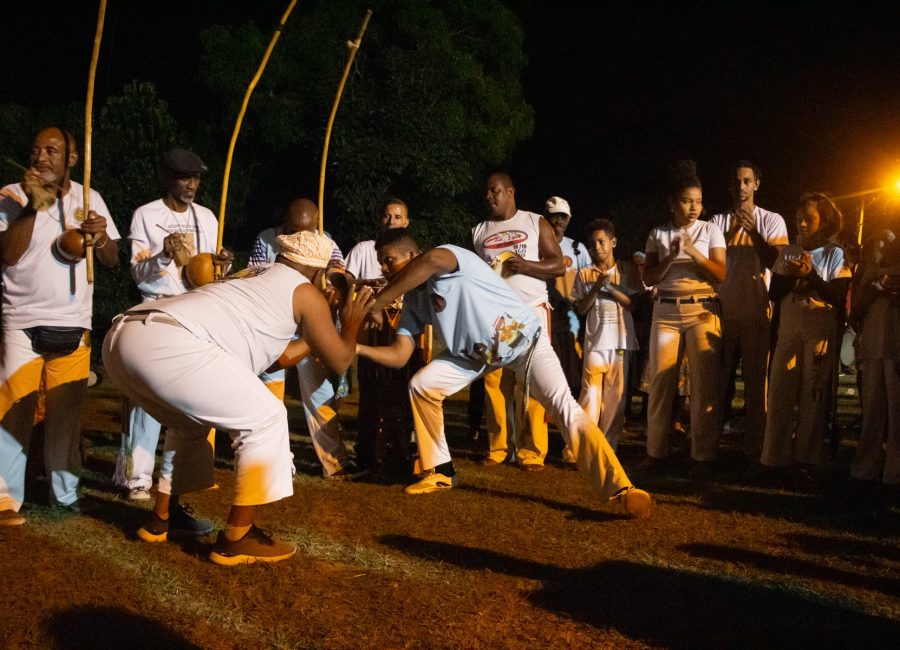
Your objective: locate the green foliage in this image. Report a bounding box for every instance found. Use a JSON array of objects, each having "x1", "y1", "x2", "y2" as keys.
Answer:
[{"x1": 195, "y1": 0, "x2": 533, "y2": 249}]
